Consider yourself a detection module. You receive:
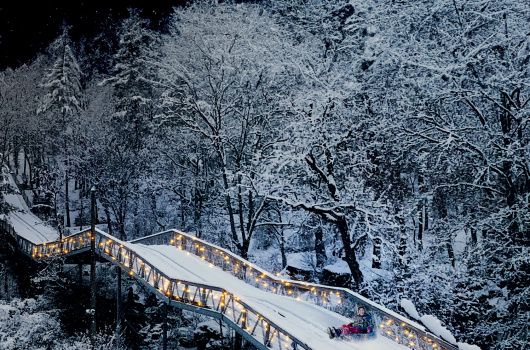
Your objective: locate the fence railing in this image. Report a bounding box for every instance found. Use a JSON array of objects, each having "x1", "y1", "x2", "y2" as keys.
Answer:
[
  {"x1": 10, "y1": 228, "x2": 310, "y2": 350},
  {"x1": 131, "y1": 230, "x2": 458, "y2": 350}
]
